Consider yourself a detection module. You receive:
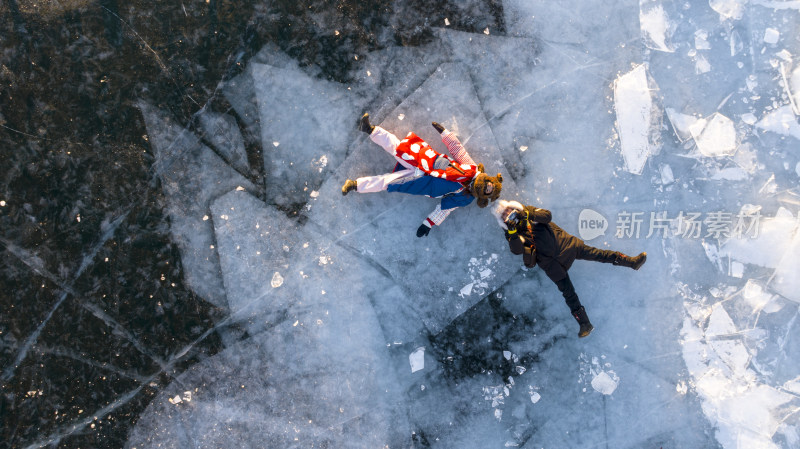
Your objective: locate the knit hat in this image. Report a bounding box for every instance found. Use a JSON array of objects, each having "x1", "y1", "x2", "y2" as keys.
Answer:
[
  {"x1": 492, "y1": 200, "x2": 524, "y2": 230},
  {"x1": 472, "y1": 164, "x2": 503, "y2": 208}
]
